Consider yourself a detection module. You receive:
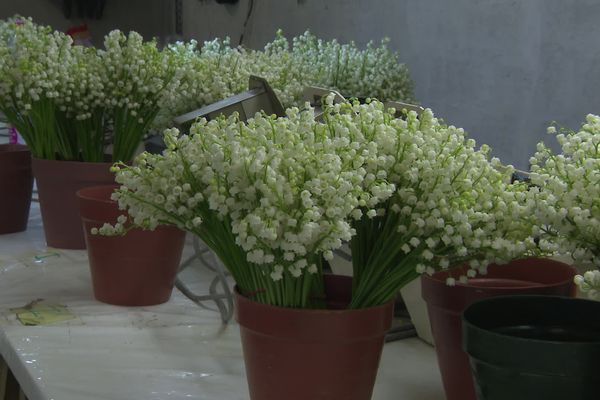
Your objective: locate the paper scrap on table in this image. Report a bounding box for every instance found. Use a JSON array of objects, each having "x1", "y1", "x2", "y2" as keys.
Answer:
[
  {"x1": 34, "y1": 252, "x2": 60, "y2": 263},
  {"x1": 18, "y1": 251, "x2": 61, "y2": 267},
  {"x1": 11, "y1": 300, "x2": 76, "y2": 326}
]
